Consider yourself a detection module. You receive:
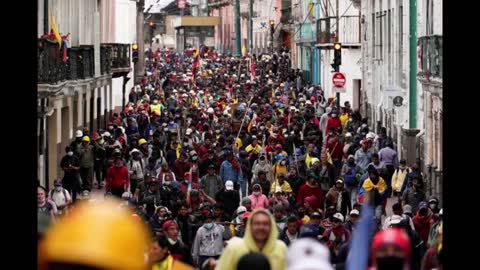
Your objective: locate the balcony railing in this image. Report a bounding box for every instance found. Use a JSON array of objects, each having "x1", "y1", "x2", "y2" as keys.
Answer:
[
  {"x1": 418, "y1": 35, "x2": 442, "y2": 78},
  {"x1": 281, "y1": 8, "x2": 293, "y2": 24},
  {"x1": 316, "y1": 15, "x2": 361, "y2": 45},
  {"x1": 102, "y1": 43, "x2": 131, "y2": 72},
  {"x1": 38, "y1": 38, "x2": 67, "y2": 84},
  {"x1": 100, "y1": 45, "x2": 112, "y2": 75}
]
